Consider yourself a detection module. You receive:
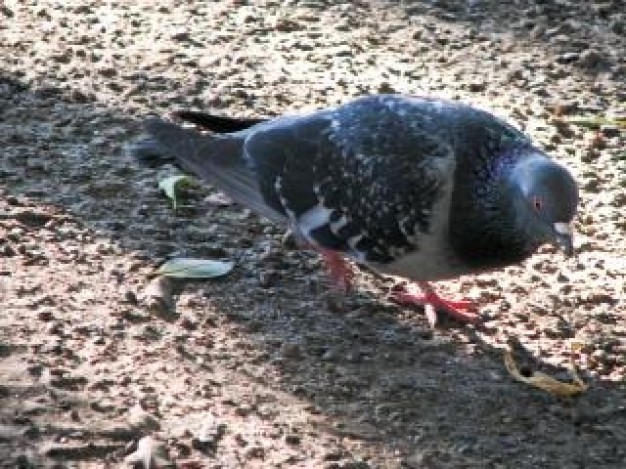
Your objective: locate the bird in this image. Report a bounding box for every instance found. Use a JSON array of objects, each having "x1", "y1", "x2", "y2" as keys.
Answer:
[{"x1": 135, "y1": 94, "x2": 579, "y2": 326}]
